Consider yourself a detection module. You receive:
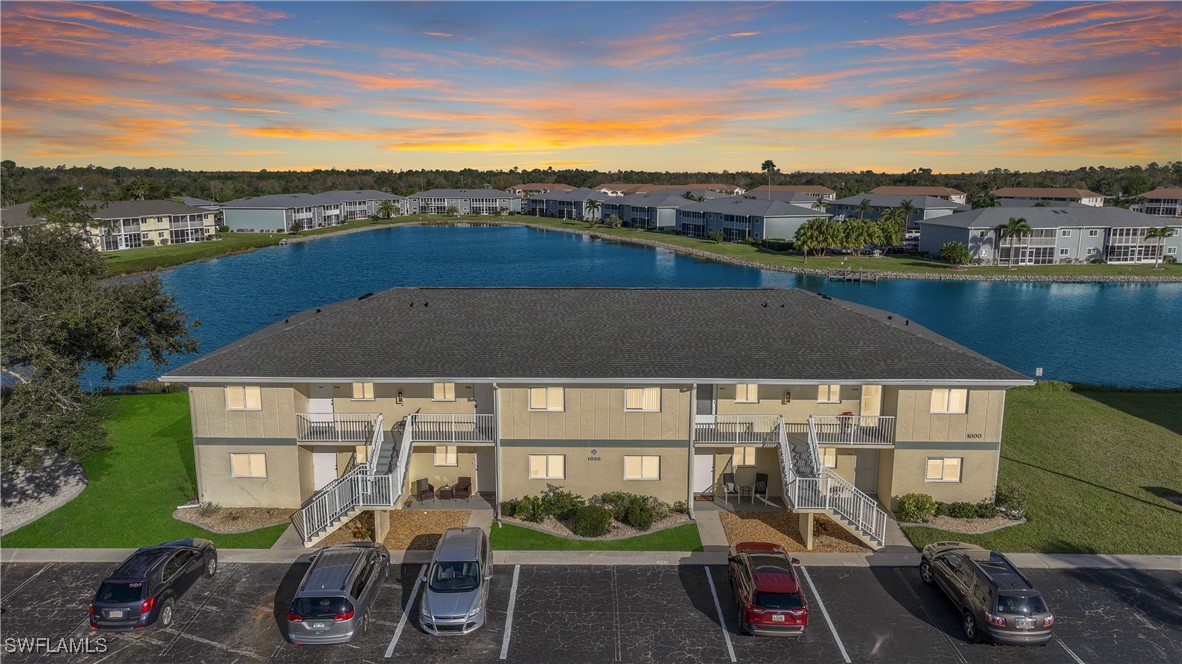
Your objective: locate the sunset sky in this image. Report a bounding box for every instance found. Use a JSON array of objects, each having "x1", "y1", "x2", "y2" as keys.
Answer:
[{"x1": 2, "y1": 1, "x2": 1179, "y2": 173}]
